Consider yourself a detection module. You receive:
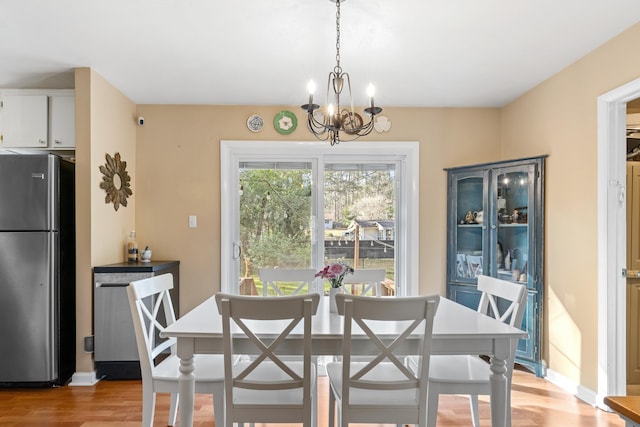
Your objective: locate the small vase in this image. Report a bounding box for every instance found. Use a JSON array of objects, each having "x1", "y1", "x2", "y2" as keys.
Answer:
[{"x1": 329, "y1": 286, "x2": 342, "y2": 313}]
